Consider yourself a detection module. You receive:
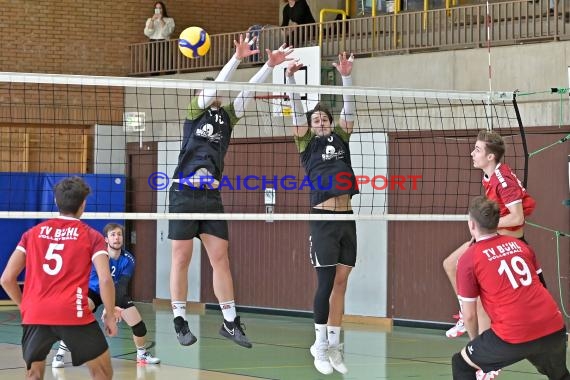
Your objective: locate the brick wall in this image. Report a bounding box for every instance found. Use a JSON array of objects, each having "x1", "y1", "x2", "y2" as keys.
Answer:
[{"x1": 1, "y1": 0, "x2": 280, "y2": 76}]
